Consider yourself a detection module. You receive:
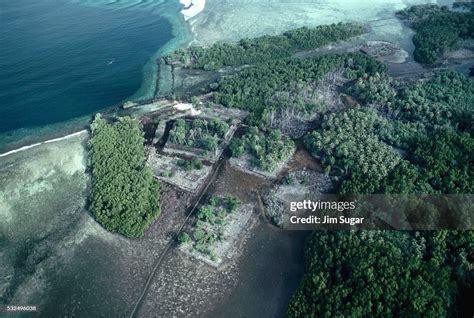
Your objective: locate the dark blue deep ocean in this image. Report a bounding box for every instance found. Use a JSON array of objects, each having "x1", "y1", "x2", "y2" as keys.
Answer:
[{"x1": 0, "y1": 0, "x2": 177, "y2": 141}]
